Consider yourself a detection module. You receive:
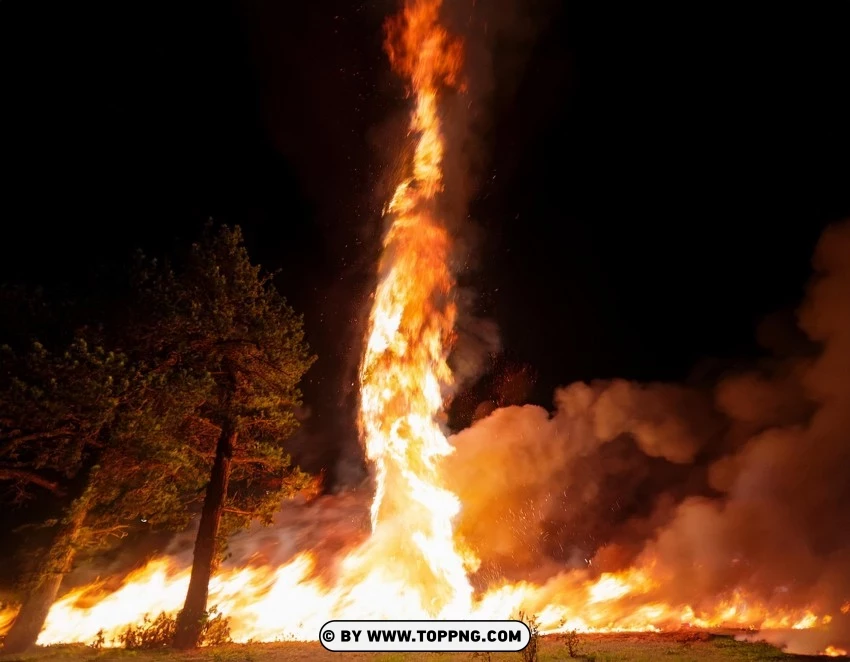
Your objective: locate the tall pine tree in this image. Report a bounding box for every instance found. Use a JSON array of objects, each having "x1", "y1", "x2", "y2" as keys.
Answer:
[{"x1": 130, "y1": 225, "x2": 317, "y2": 649}]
